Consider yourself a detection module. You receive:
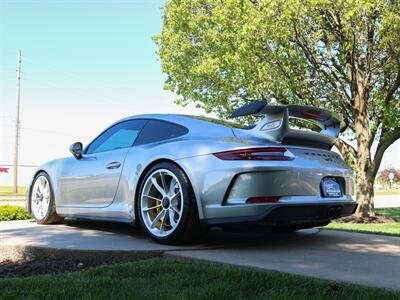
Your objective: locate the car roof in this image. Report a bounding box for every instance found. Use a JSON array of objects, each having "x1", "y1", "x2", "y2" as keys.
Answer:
[{"x1": 115, "y1": 114, "x2": 236, "y2": 137}]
